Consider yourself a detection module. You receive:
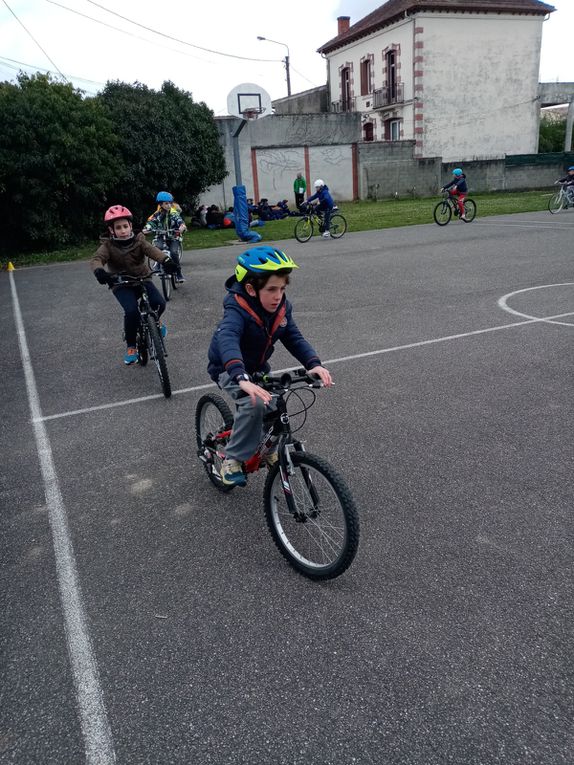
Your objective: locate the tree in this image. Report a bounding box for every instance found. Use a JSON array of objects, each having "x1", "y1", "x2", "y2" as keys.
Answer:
[
  {"x1": 97, "y1": 81, "x2": 226, "y2": 222},
  {"x1": 0, "y1": 73, "x2": 121, "y2": 253},
  {"x1": 539, "y1": 115, "x2": 568, "y2": 153}
]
